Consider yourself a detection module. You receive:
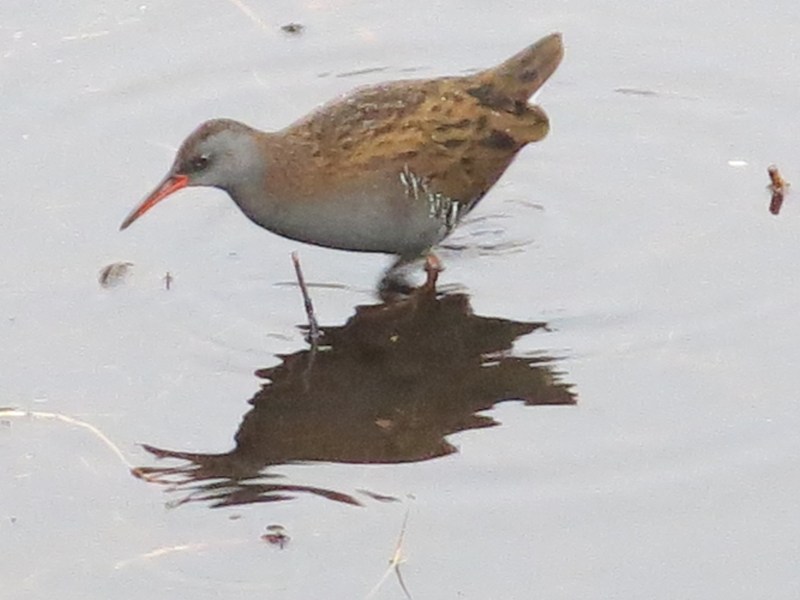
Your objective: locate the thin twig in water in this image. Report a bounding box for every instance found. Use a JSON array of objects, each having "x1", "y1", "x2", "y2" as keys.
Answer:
[
  {"x1": 291, "y1": 251, "x2": 321, "y2": 345},
  {"x1": 366, "y1": 504, "x2": 413, "y2": 600},
  {"x1": 0, "y1": 408, "x2": 156, "y2": 481}
]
